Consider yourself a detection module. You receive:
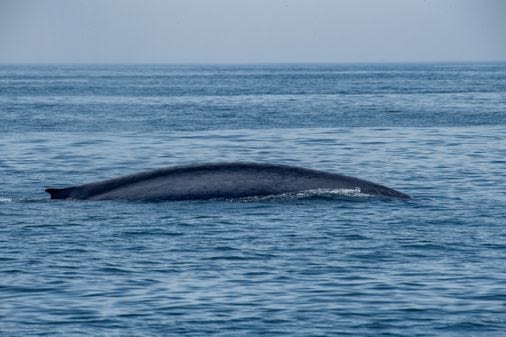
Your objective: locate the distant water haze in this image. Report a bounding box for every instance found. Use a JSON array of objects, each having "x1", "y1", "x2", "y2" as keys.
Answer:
[{"x1": 0, "y1": 0, "x2": 505, "y2": 63}]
